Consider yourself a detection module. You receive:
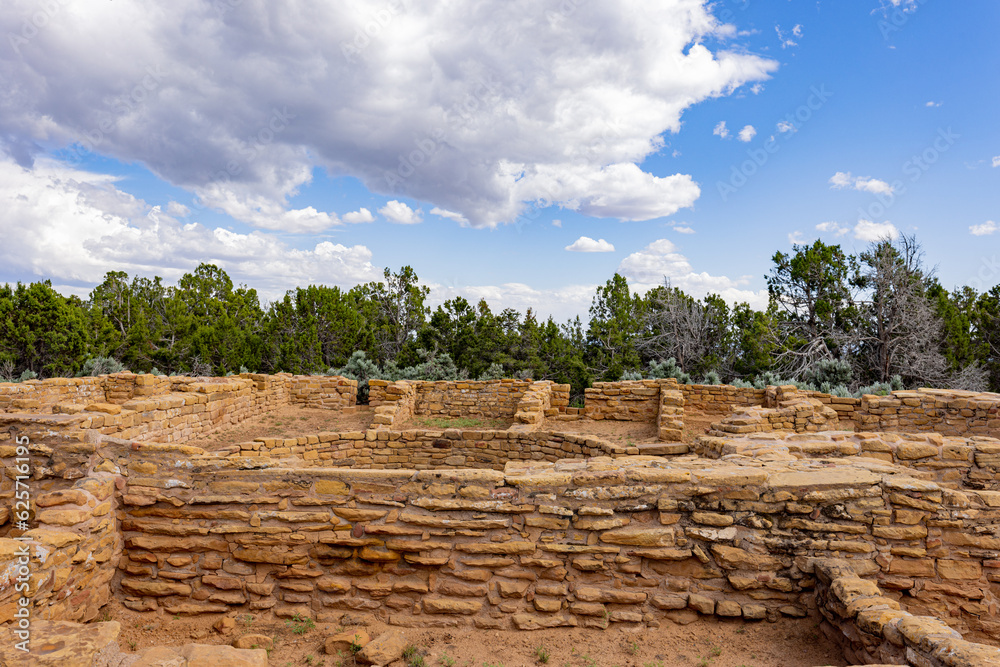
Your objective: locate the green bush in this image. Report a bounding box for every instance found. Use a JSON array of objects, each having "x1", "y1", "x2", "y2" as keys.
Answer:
[{"x1": 80, "y1": 356, "x2": 126, "y2": 376}]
